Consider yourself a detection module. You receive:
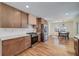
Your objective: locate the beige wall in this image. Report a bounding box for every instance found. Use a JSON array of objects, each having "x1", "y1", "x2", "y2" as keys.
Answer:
[
  {"x1": 73, "y1": 17, "x2": 79, "y2": 35},
  {"x1": 64, "y1": 21, "x2": 74, "y2": 38}
]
